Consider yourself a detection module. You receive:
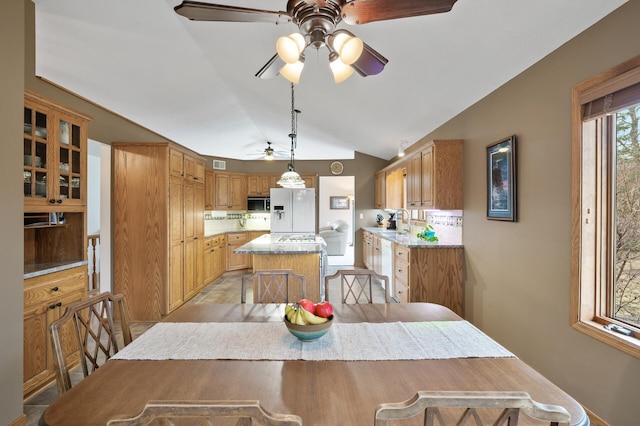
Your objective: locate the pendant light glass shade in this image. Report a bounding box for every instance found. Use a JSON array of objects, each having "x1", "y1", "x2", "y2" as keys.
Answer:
[
  {"x1": 277, "y1": 170, "x2": 306, "y2": 188},
  {"x1": 280, "y1": 61, "x2": 304, "y2": 84},
  {"x1": 276, "y1": 33, "x2": 306, "y2": 64}
]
